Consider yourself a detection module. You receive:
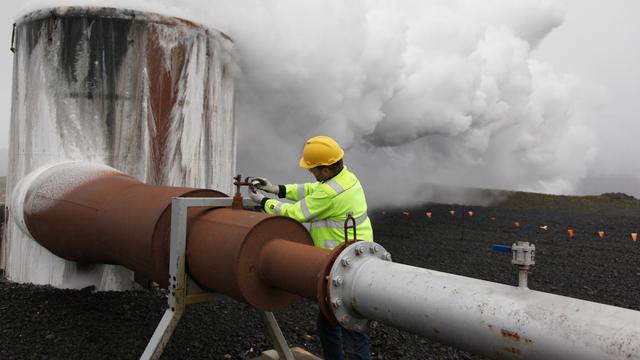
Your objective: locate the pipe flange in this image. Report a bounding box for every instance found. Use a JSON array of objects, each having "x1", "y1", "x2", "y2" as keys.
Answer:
[{"x1": 327, "y1": 241, "x2": 392, "y2": 331}]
